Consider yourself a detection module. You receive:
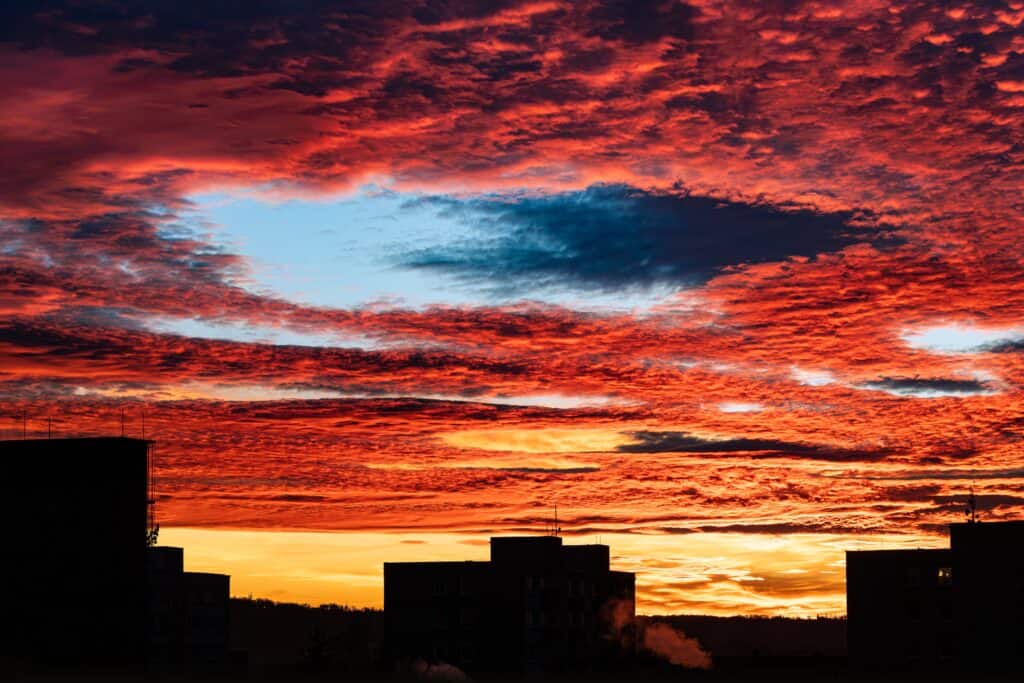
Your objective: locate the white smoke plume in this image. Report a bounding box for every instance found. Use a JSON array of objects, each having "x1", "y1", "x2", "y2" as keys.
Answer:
[
  {"x1": 603, "y1": 598, "x2": 712, "y2": 670},
  {"x1": 605, "y1": 597, "x2": 635, "y2": 632},
  {"x1": 641, "y1": 621, "x2": 712, "y2": 670}
]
